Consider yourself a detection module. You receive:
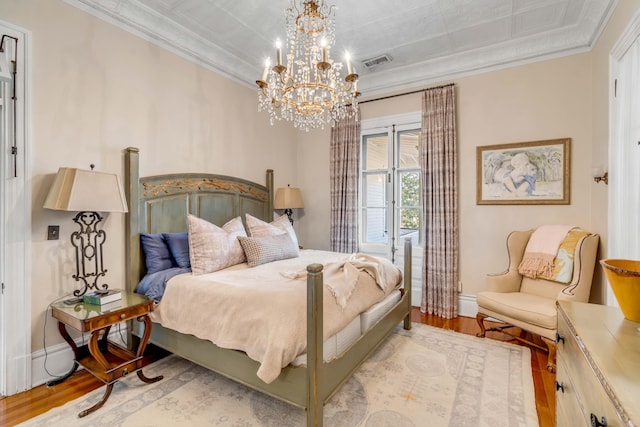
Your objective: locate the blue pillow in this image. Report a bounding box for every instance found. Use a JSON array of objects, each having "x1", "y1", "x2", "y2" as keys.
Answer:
[
  {"x1": 163, "y1": 232, "x2": 191, "y2": 269},
  {"x1": 140, "y1": 233, "x2": 176, "y2": 274},
  {"x1": 136, "y1": 267, "x2": 191, "y2": 302}
]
